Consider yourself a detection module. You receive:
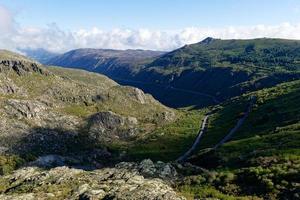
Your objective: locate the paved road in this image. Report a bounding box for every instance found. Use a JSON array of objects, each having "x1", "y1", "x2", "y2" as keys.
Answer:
[
  {"x1": 213, "y1": 96, "x2": 257, "y2": 149},
  {"x1": 176, "y1": 115, "x2": 209, "y2": 162},
  {"x1": 176, "y1": 96, "x2": 256, "y2": 162}
]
